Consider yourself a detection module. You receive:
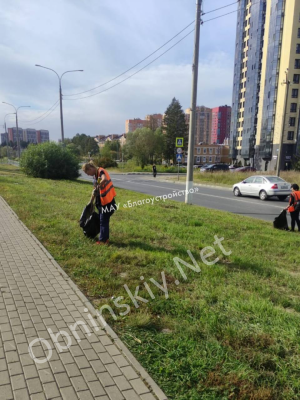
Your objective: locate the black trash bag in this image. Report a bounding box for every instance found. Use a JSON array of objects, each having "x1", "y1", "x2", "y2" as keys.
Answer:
[
  {"x1": 79, "y1": 203, "x2": 100, "y2": 238},
  {"x1": 273, "y1": 210, "x2": 289, "y2": 230}
]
